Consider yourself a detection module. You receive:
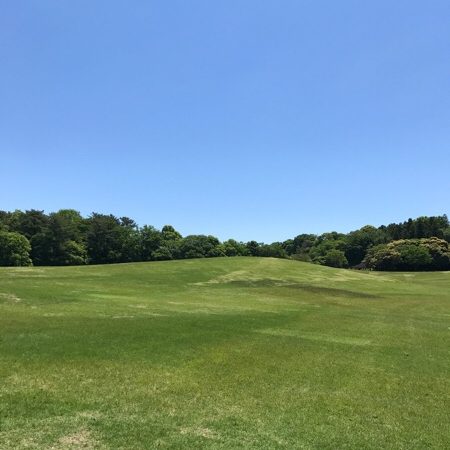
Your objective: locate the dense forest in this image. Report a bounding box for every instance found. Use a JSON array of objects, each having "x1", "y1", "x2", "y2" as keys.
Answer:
[{"x1": 0, "y1": 210, "x2": 449, "y2": 271}]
